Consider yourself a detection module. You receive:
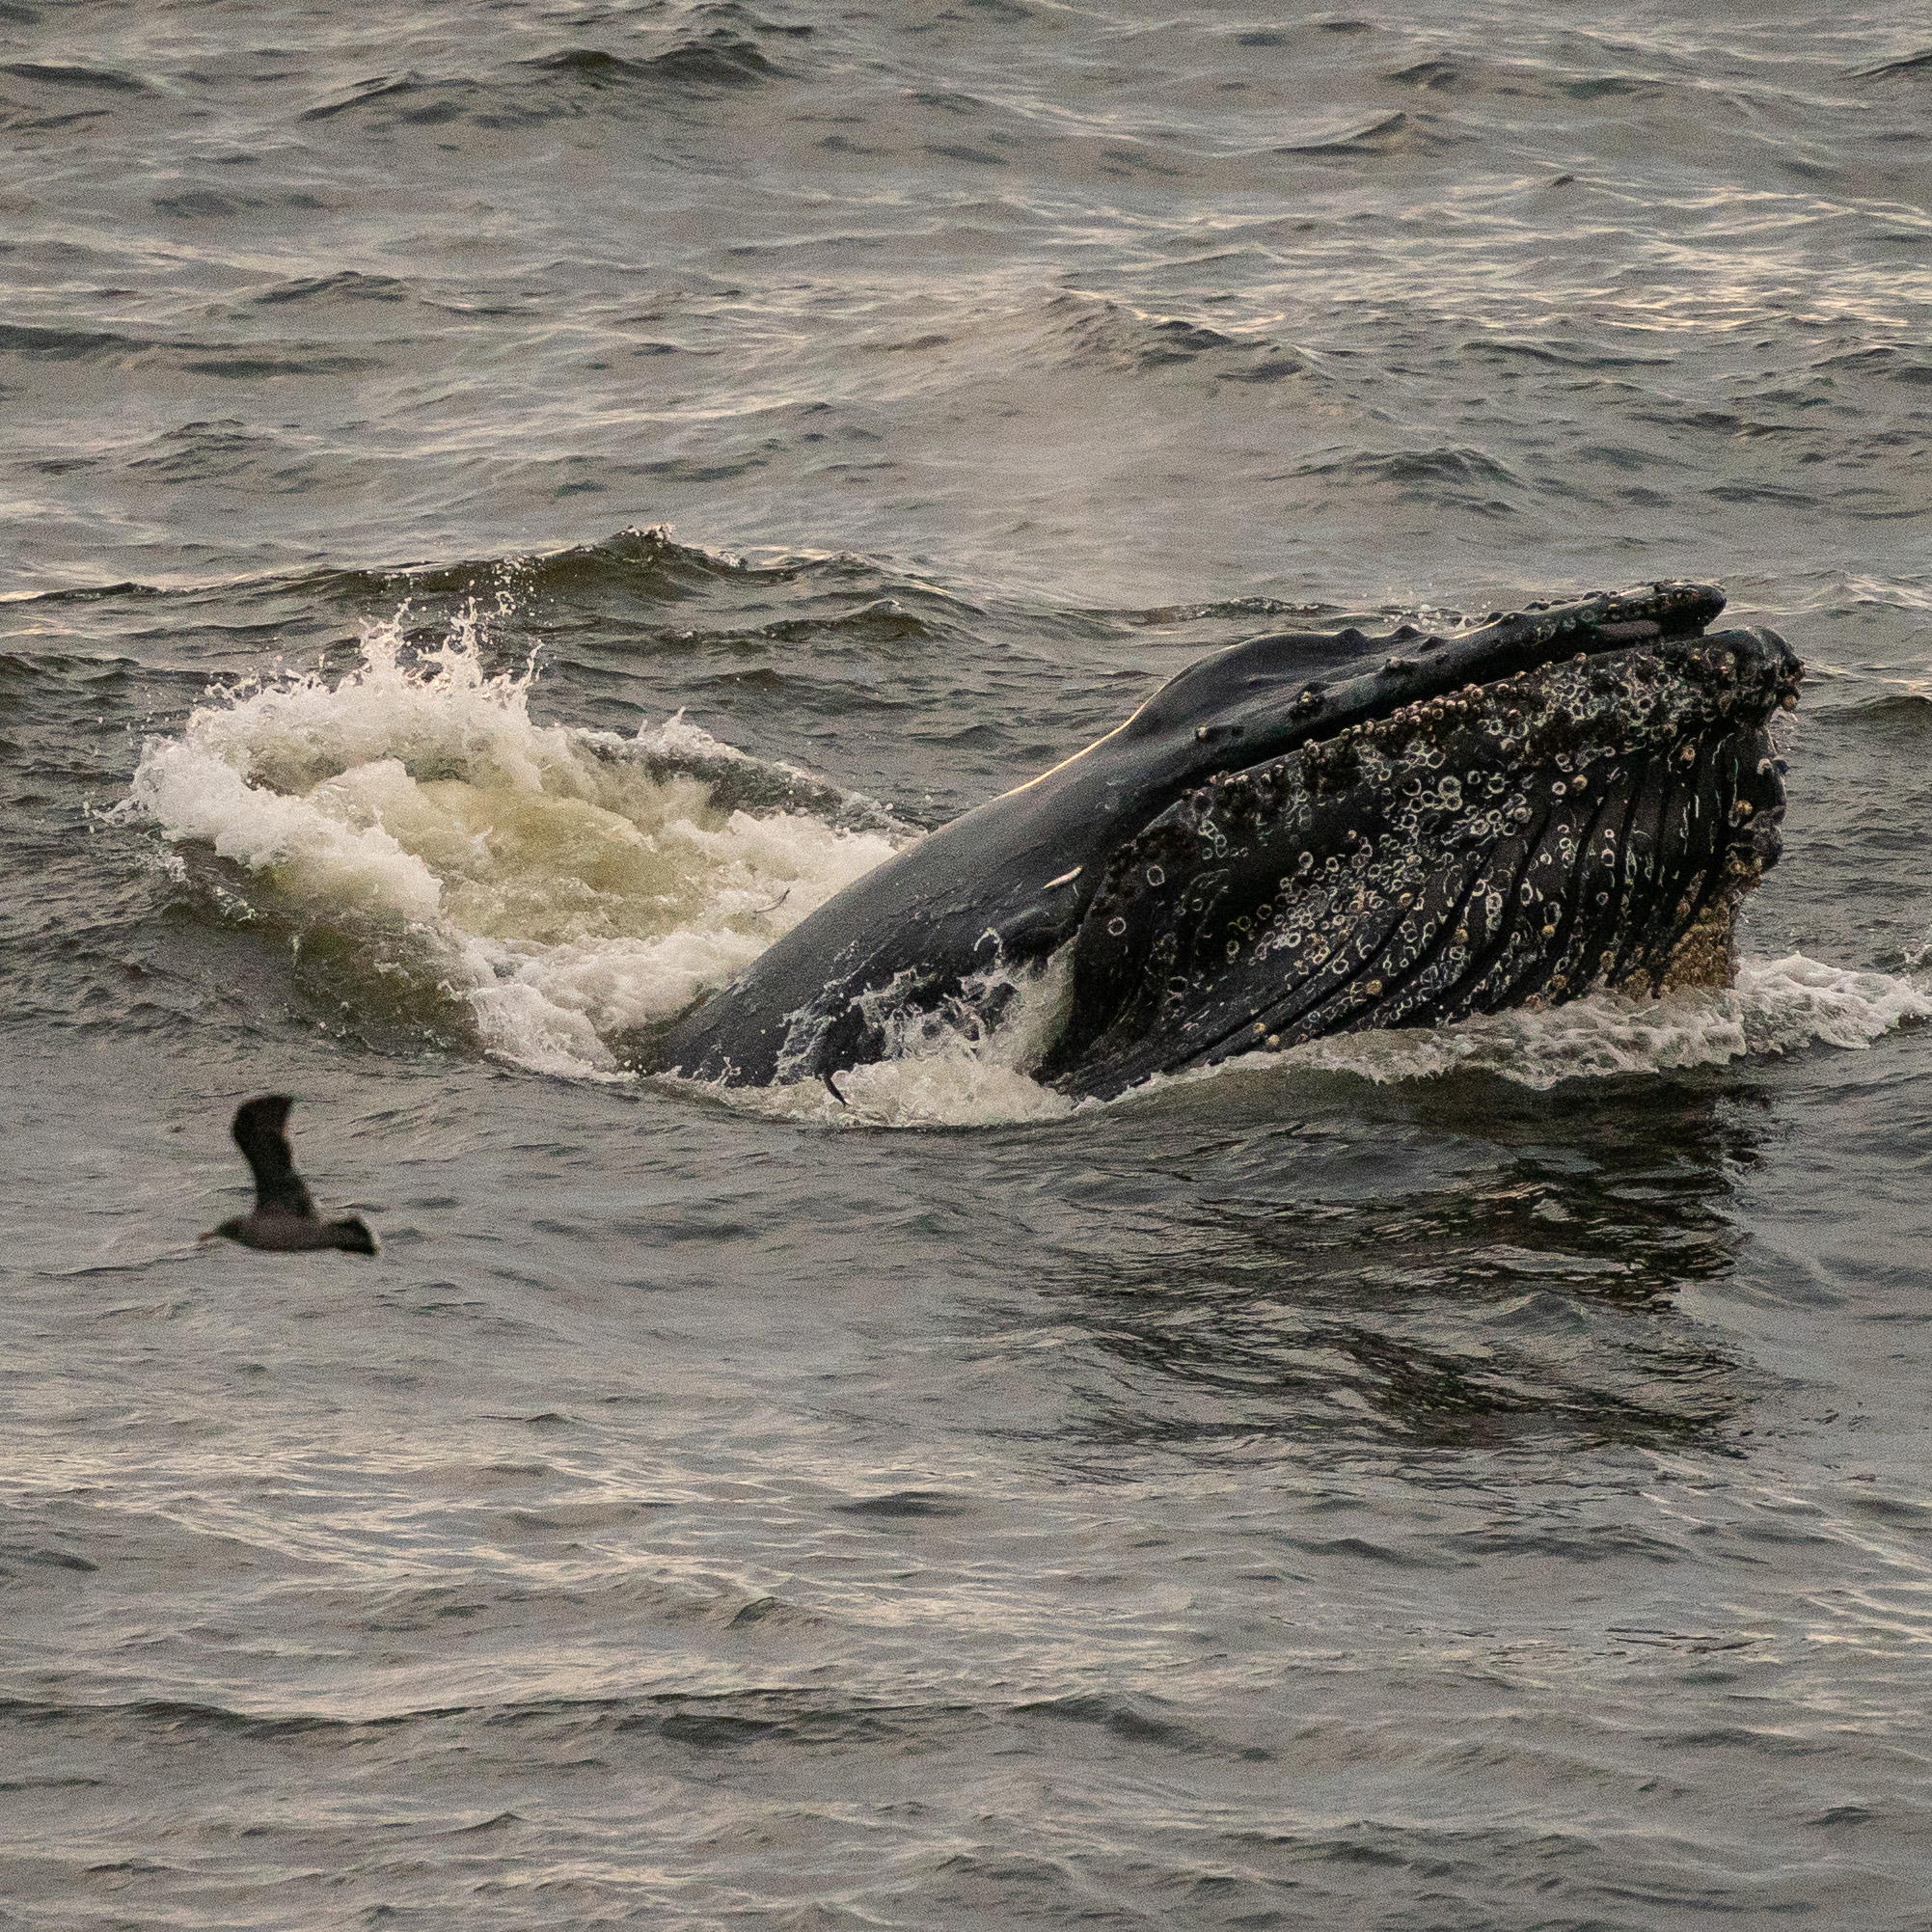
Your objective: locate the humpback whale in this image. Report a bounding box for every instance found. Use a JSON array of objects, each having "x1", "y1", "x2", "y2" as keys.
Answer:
[{"x1": 658, "y1": 584, "x2": 1801, "y2": 1100}]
